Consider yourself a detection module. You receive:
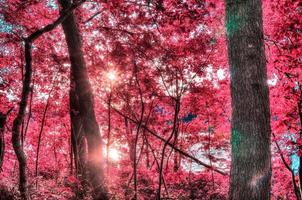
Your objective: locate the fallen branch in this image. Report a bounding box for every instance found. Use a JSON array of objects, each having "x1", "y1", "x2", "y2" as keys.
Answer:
[{"x1": 112, "y1": 107, "x2": 227, "y2": 176}]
